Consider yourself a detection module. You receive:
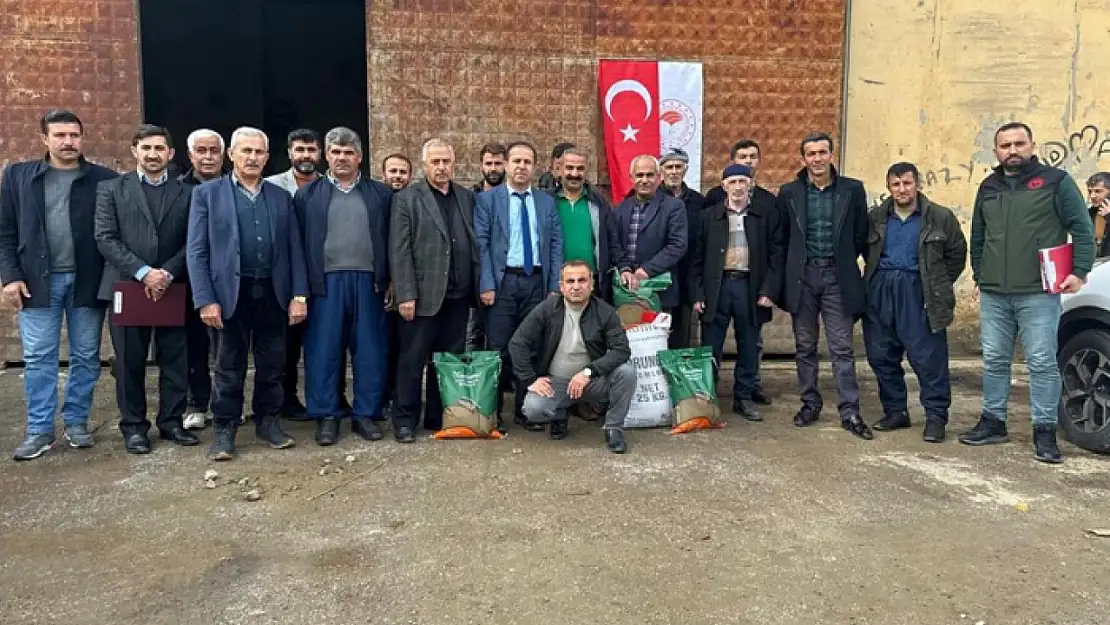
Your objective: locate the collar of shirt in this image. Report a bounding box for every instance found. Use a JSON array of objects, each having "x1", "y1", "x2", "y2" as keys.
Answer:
[
  {"x1": 328, "y1": 172, "x2": 361, "y2": 194},
  {"x1": 231, "y1": 172, "x2": 263, "y2": 200},
  {"x1": 509, "y1": 186, "x2": 533, "y2": 198},
  {"x1": 138, "y1": 170, "x2": 168, "y2": 186}
]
